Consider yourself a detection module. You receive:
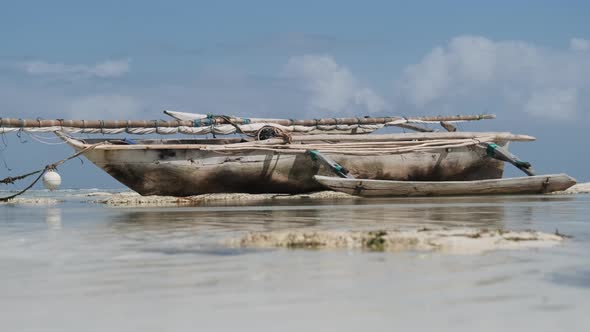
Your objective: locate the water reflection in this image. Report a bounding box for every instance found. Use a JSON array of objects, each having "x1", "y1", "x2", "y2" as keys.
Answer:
[
  {"x1": 106, "y1": 202, "x2": 509, "y2": 235},
  {"x1": 45, "y1": 208, "x2": 62, "y2": 230},
  {"x1": 102, "y1": 195, "x2": 577, "y2": 244}
]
